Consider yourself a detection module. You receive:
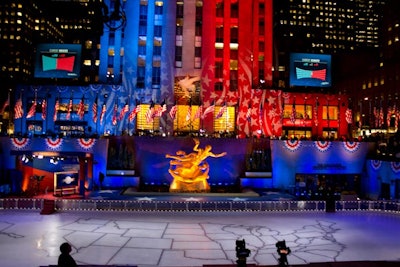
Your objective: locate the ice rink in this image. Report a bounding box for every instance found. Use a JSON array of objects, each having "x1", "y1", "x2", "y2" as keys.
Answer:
[{"x1": 0, "y1": 209, "x2": 399, "y2": 267}]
